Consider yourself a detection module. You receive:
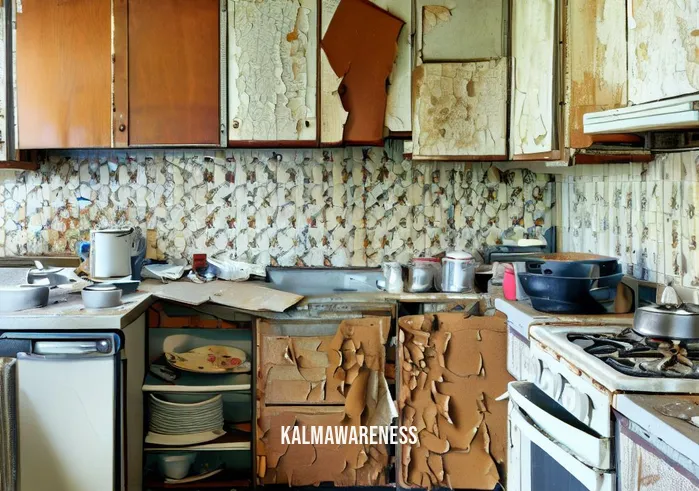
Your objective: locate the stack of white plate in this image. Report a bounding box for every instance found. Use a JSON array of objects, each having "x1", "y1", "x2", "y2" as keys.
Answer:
[{"x1": 147, "y1": 394, "x2": 225, "y2": 445}]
